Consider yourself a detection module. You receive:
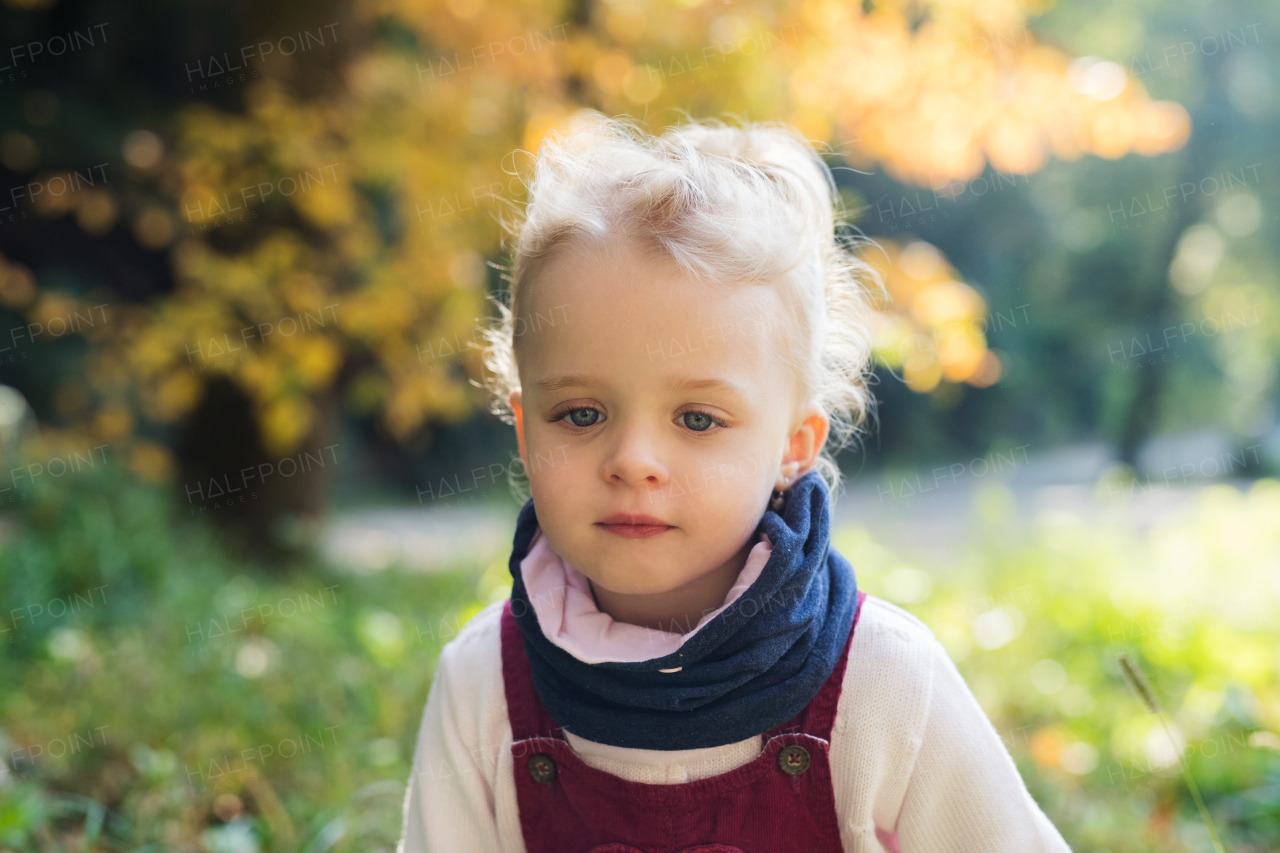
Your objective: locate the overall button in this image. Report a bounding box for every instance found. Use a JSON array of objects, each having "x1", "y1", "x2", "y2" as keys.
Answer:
[
  {"x1": 777, "y1": 744, "x2": 810, "y2": 776},
  {"x1": 528, "y1": 753, "x2": 557, "y2": 784}
]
